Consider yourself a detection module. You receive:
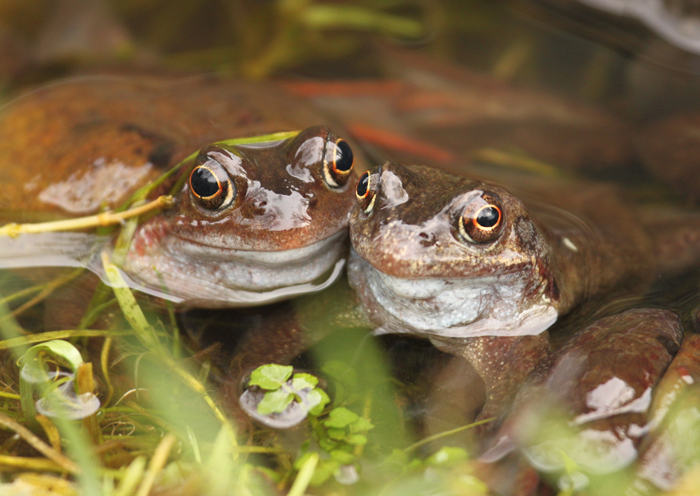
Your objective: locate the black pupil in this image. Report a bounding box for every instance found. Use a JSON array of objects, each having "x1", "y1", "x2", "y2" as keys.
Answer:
[
  {"x1": 334, "y1": 141, "x2": 354, "y2": 172},
  {"x1": 477, "y1": 206, "x2": 500, "y2": 228},
  {"x1": 356, "y1": 173, "x2": 370, "y2": 197},
  {"x1": 191, "y1": 167, "x2": 220, "y2": 198}
]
